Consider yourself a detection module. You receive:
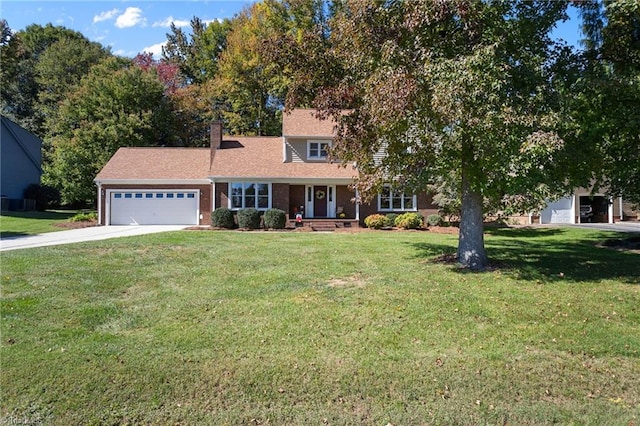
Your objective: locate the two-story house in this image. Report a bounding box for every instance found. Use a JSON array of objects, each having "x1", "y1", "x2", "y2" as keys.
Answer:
[{"x1": 95, "y1": 109, "x2": 439, "y2": 227}]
